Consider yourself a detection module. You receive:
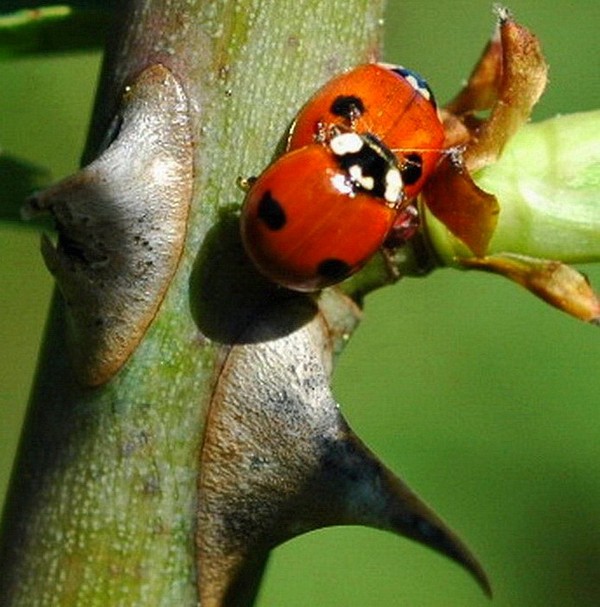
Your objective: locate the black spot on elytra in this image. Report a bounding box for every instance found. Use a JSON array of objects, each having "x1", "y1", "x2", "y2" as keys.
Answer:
[
  {"x1": 401, "y1": 153, "x2": 423, "y2": 185},
  {"x1": 317, "y1": 258, "x2": 352, "y2": 281},
  {"x1": 257, "y1": 191, "x2": 286, "y2": 230},
  {"x1": 330, "y1": 95, "x2": 365, "y2": 121}
]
